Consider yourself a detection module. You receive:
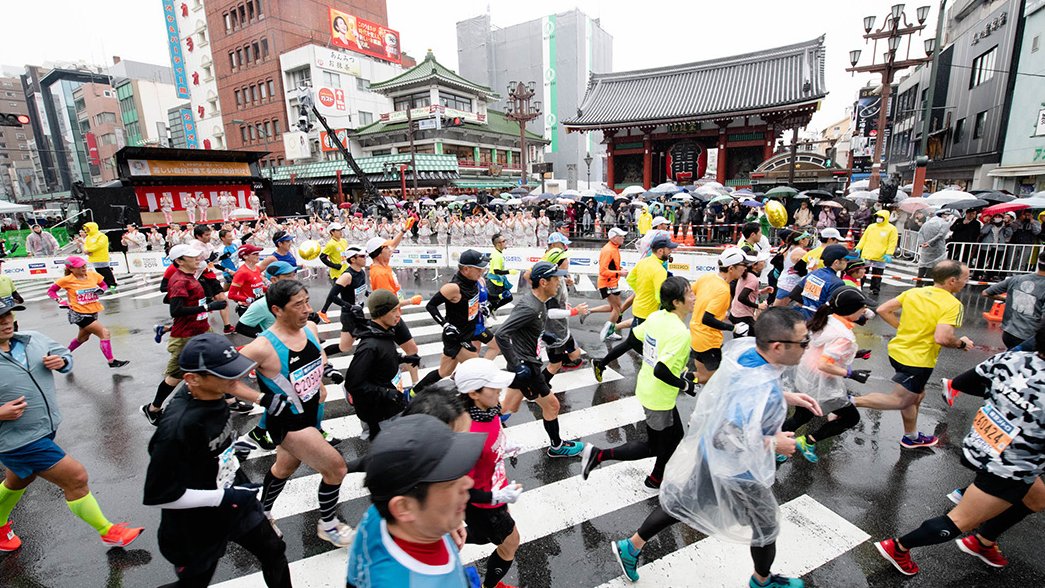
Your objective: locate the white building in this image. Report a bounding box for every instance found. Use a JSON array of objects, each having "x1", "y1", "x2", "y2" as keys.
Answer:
[{"x1": 162, "y1": 0, "x2": 226, "y2": 149}]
